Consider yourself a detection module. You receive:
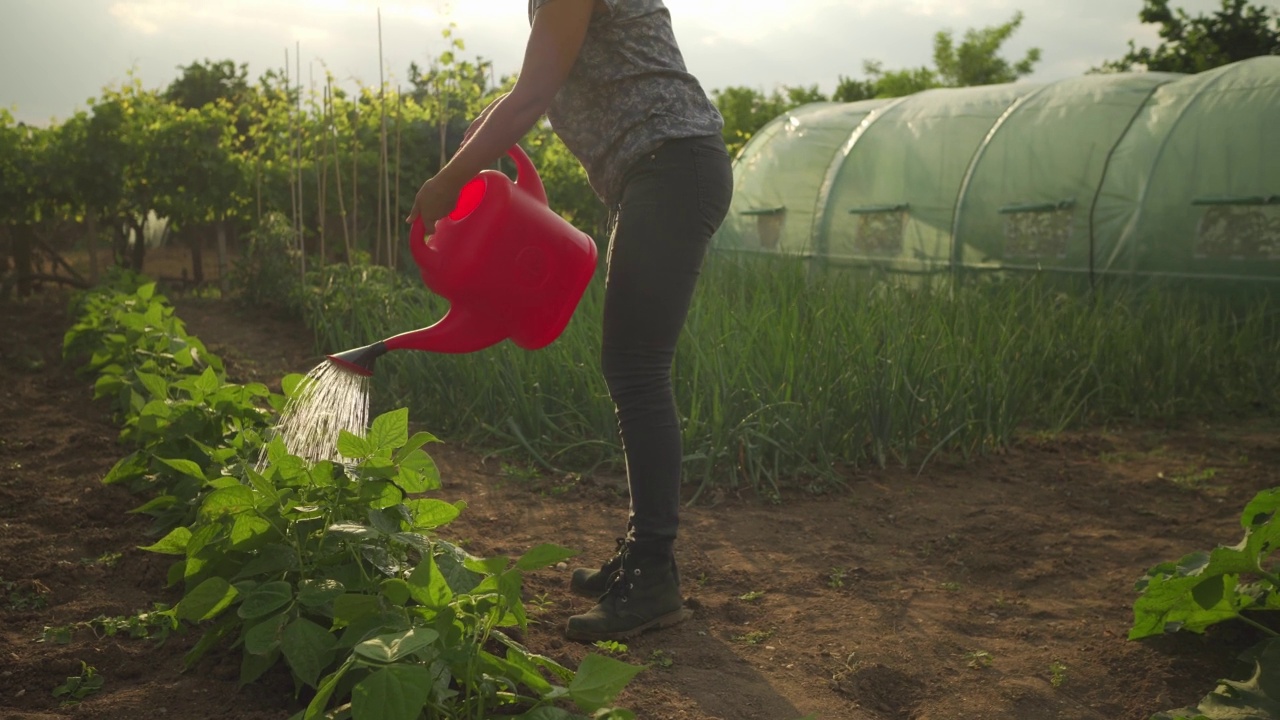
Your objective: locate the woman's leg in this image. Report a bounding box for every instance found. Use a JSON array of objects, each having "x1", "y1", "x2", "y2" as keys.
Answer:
[
  {"x1": 601, "y1": 135, "x2": 732, "y2": 548},
  {"x1": 566, "y1": 135, "x2": 732, "y2": 640}
]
